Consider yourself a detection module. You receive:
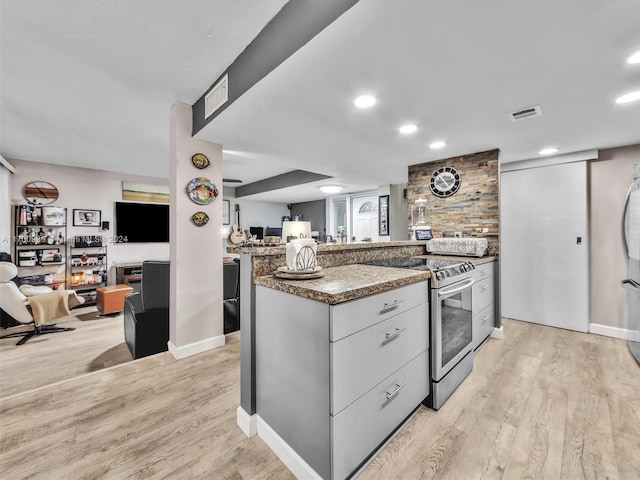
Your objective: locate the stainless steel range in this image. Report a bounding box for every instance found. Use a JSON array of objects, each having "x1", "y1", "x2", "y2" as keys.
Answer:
[{"x1": 363, "y1": 256, "x2": 476, "y2": 409}]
